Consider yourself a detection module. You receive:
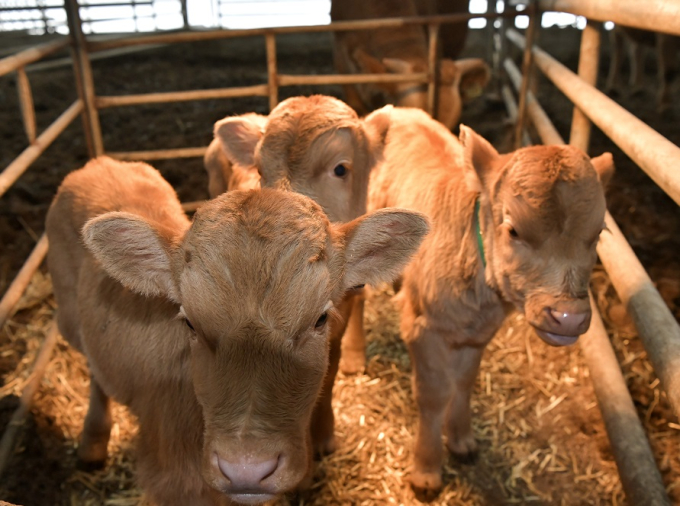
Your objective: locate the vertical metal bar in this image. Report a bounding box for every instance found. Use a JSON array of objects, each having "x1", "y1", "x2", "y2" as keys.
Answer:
[
  {"x1": 265, "y1": 32, "x2": 278, "y2": 111},
  {"x1": 16, "y1": 68, "x2": 37, "y2": 144},
  {"x1": 65, "y1": 0, "x2": 104, "y2": 157},
  {"x1": 514, "y1": 0, "x2": 540, "y2": 149},
  {"x1": 181, "y1": 0, "x2": 189, "y2": 29},
  {"x1": 426, "y1": 22, "x2": 439, "y2": 117},
  {"x1": 581, "y1": 293, "x2": 671, "y2": 506},
  {"x1": 569, "y1": 20, "x2": 601, "y2": 151}
]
